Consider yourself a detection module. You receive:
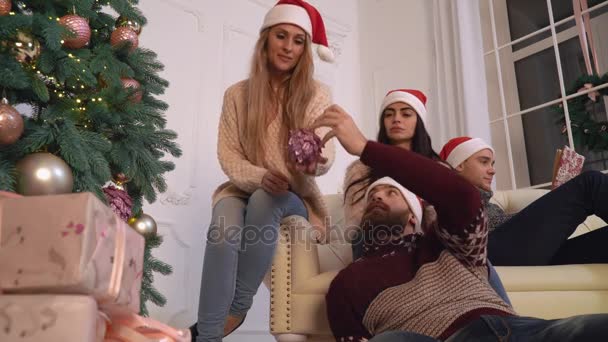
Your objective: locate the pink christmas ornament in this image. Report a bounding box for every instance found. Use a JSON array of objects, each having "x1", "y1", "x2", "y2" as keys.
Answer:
[
  {"x1": 121, "y1": 77, "x2": 143, "y2": 103},
  {"x1": 0, "y1": 0, "x2": 11, "y2": 16},
  {"x1": 288, "y1": 129, "x2": 323, "y2": 165},
  {"x1": 111, "y1": 26, "x2": 139, "y2": 52},
  {"x1": 59, "y1": 14, "x2": 91, "y2": 49},
  {"x1": 102, "y1": 185, "x2": 133, "y2": 222}
]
